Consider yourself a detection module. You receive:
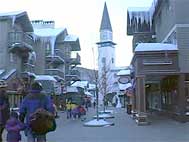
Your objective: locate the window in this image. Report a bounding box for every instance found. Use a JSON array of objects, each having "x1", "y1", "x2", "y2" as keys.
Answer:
[
  {"x1": 112, "y1": 58, "x2": 114, "y2": 64},
  {"x1": 102, "y1": 57, "x2": 106, "y2": 64},
  {"x1": 10, "y1": 53, "x2": 16, "y2": 63},
  {"x1": 46, "y1": 43, "x2": 51, "y2": 55}
]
